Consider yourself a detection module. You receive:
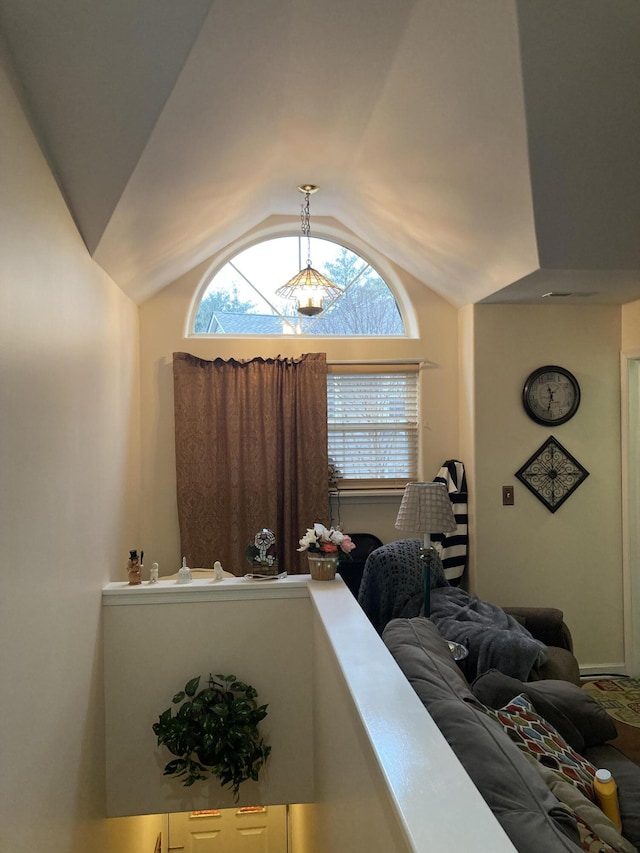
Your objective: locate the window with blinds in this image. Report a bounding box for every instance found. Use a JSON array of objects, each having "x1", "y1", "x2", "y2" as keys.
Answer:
[{"x1": 327, "y1": 369, "x2": 419, "y2": 489}]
